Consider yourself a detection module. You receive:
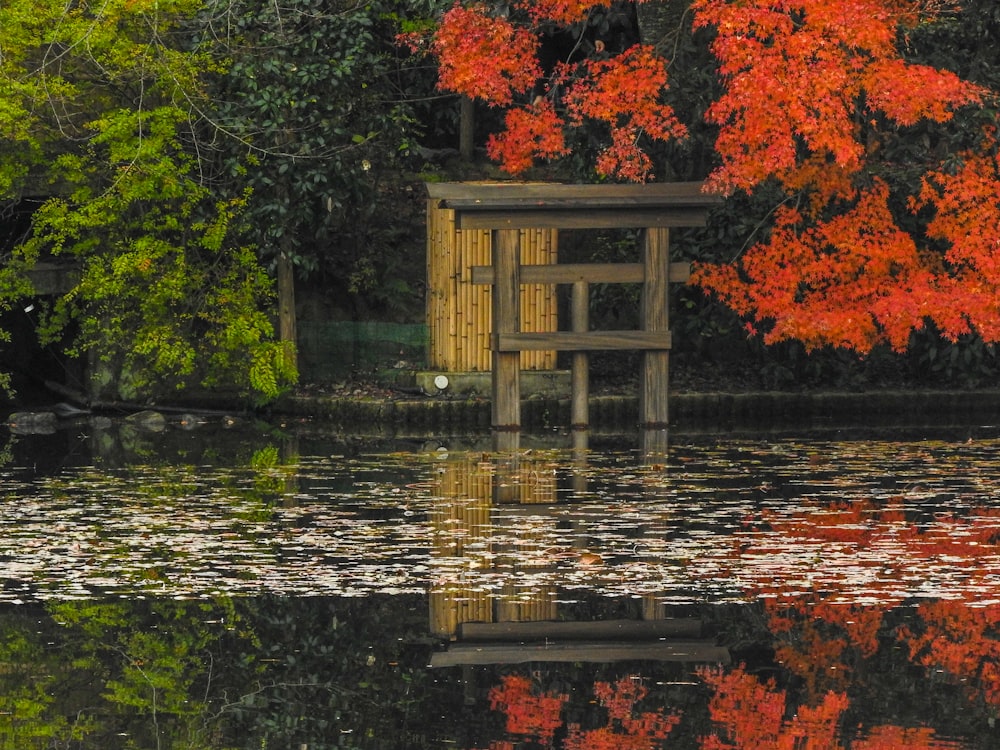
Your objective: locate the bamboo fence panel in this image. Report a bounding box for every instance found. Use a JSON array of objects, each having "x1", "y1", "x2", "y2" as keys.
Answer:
[
  {"x1": 497, "y1": 581, "x2": 558, "y2": 623},
  {"x1": 427, "y1": 201, "x2": 557, "y2": 372},
  {"x1": 428, "y1": 454, "x2": 494, "y2": 637},
  {"x1": 427, "y1": 454, "x2": 560, "y2": 635}
]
